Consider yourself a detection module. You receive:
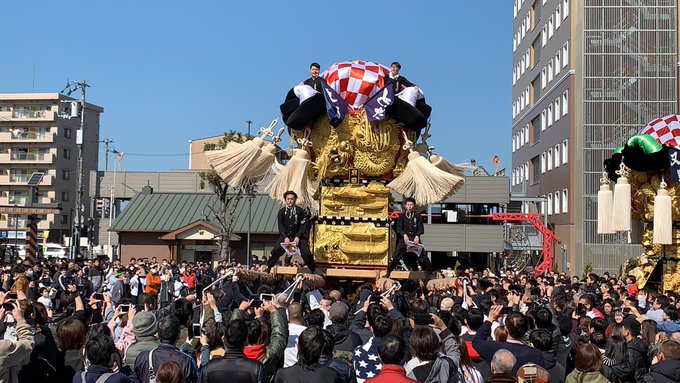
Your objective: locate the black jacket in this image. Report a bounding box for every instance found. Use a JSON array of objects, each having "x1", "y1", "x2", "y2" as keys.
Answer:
[
  {"x1": 277, "y1": 206, "x2": 310, "y2": 241},
  {"x1": 326, "y1": 323, "x2": 363, "y2": 354},
  {"x1": 394, "y1": 211, "x2": 424, "y2": 241},
  {"x1": 319, "y1": 355, "x2": 355, "y2": 383},
  {"x1": 604, "y1": 360, "x2": 635, "y2": 383},
  {"x1": 383, "y1": 75, "x2": 415, "y2": 94},
  {"x1": 626, "y1": 337, "x2": 649, "y2": 381},
  {"x1": 274, "y1": 364, "x2": 338, "y2": 383},
  {"x1": 641, "y1": 359, "x2": 680, "y2": 383},
  {"x1": 201, "y1": 349, "x2": 267, "y2": 383},
  {"x1": 135, "y1": 343, "x2": 199, "y2": 383},
  {"x1": 303, "y1": 77, "x2": 322, "y2": 92},
  {"x1": 541, "y1": 352, "x2": 565, "y2": 383}
]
